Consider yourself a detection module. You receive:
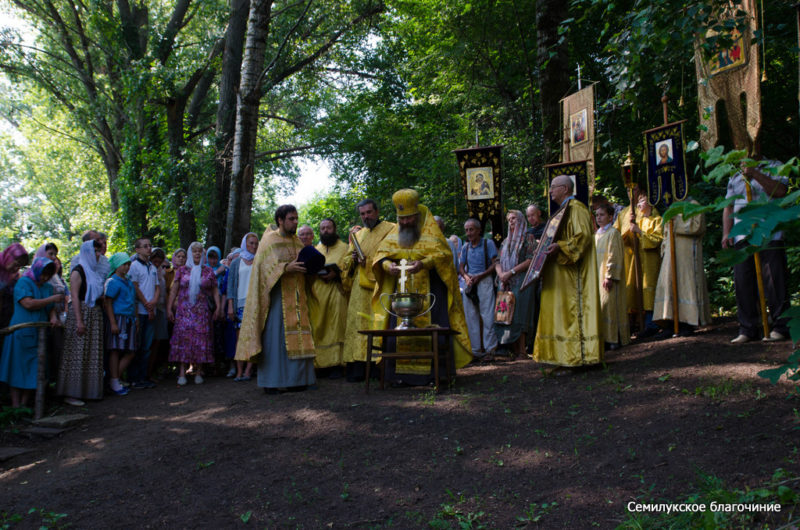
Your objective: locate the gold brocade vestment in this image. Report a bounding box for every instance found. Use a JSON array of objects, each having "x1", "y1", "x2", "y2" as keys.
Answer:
[
  {"x1": 614, "y1": 205, "x2": 663, "y2": 312},
  {"x1": 371, "y1": 205, "x2": 472, "y2": 374},
  {"x1": 308, "y1": 239, "x2": 349, "y2": 368},
  {"x1": 595, "y1": 226, "x2": 630, "y2": 345},
  {"x1": 653, "y1": 208, "x2": 711, "y2": 326},
  {"x1": 340, "y1": 220, "x2": 395, "y2": 363},
  {"x1": 534, "y1": 199, "x2": 603, "y2": 366},
  {"x1": 235, "y1": 230, "x2": 314, "y2": 362}
]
